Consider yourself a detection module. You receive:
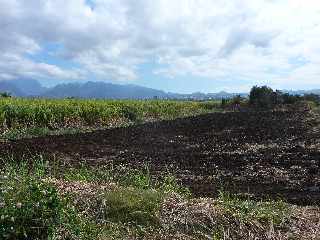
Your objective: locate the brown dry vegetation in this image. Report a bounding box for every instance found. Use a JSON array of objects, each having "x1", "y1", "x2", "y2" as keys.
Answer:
[{"x1": 40, "y1": 178, "x2": 320, "y2": 239}]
